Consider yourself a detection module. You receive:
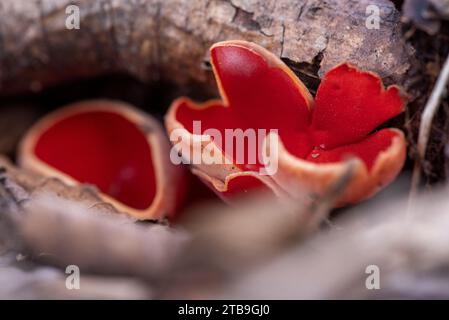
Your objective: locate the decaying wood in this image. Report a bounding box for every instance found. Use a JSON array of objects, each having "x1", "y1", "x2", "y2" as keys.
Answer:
[
  {"x1": 0, "y1": 156, "x2": 187, "y2": 280},
  {"x1": 15, "y1": 196, "x2": 186, "y2": 280},
  {"x1": 4, "y1": 152, "x2": 449, "y2": 298},
  {"x1": 0, "y1": 154, "x2": 344, "y2": 275},
  {"x1": 0, "y1": 155, "x2": 121, "y2": 216},
  {"x1": 1, "y1": 0, "x2": 449, "y2": 300},
  {"x1": 0, "y1": 153, "x2": 354, "y2": 298},
  {"x1": 0, "y1": 0, "x2": 413, "y2": 95}
]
